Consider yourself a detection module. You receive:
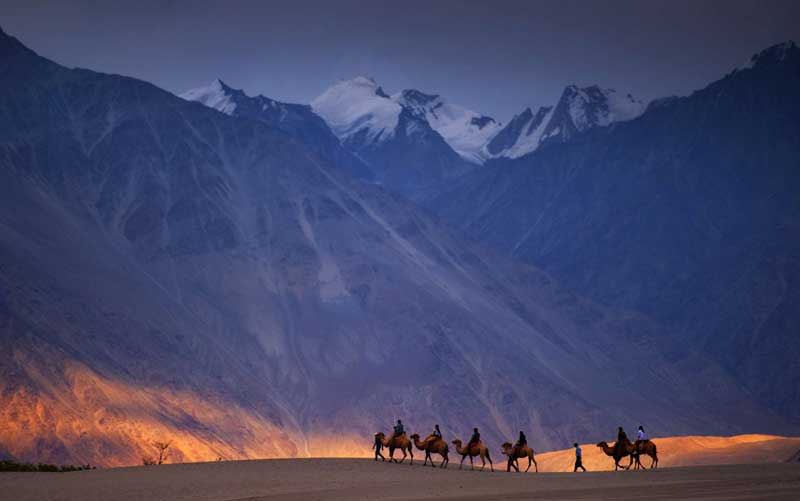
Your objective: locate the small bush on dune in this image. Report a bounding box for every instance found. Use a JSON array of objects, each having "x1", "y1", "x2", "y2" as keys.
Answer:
[{"x1": 142, "y1": 440, "x2": 172, "y2": 466}]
